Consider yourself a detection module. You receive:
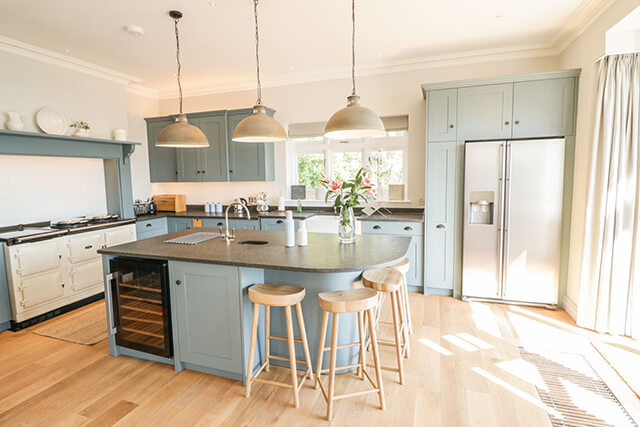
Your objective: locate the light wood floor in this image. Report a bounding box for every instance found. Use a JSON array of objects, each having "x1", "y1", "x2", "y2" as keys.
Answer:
[{"x1": 0, "y1": 295, "x2": 620, "y2": 426}]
